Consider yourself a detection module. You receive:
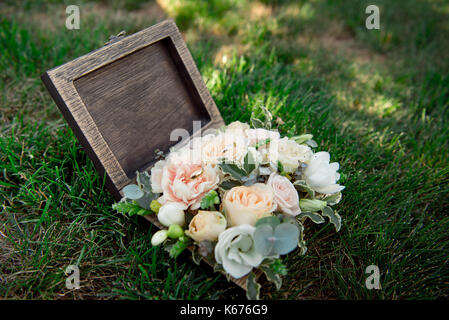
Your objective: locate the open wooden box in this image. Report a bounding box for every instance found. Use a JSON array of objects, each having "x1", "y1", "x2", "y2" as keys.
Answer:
[{"x1": 41, "y1": 19, "x2": 258, "y2": 291}]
